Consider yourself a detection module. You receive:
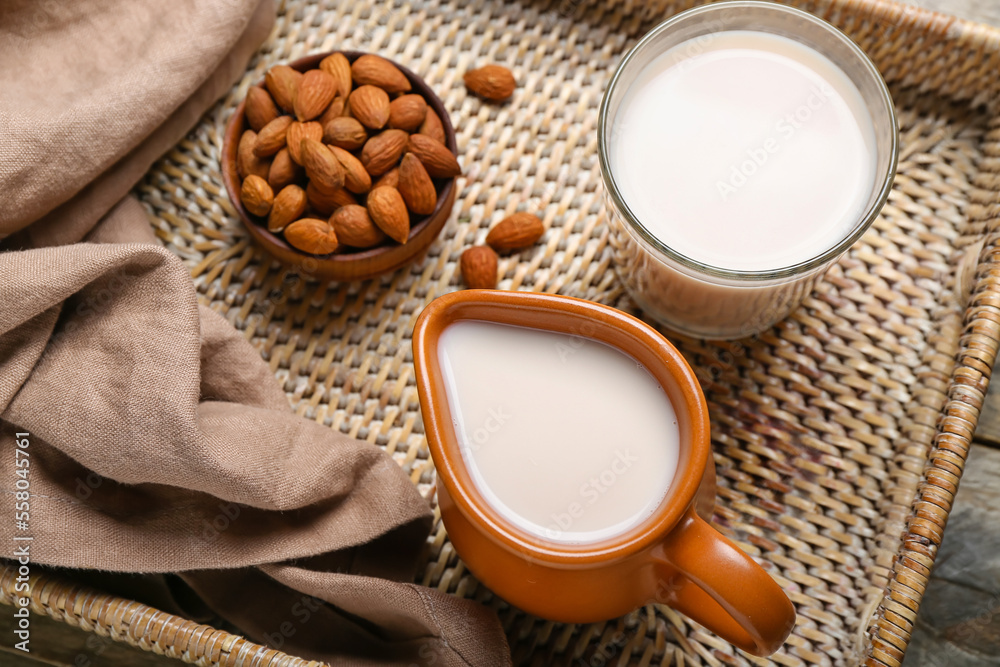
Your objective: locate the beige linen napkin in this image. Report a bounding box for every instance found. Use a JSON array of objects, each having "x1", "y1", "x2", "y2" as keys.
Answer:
[{"x1": 0, "y1": 1, "x2": 509, "y2": 665}]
